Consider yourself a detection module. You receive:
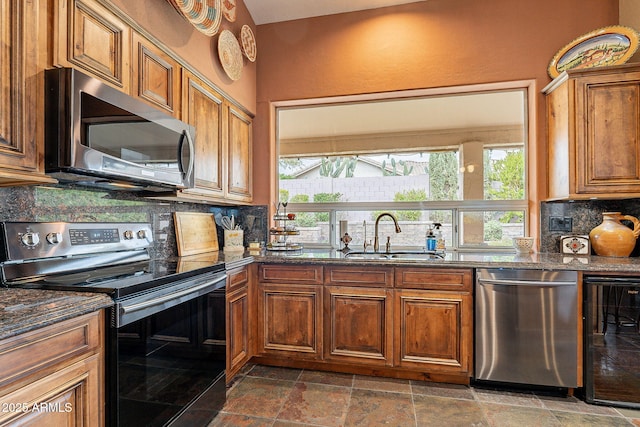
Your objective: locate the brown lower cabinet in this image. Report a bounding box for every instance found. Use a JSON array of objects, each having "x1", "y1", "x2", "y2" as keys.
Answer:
[
  {"x1": 246, "y1": 263, "x2": 473, "y2": 385},
  {"x1": 0, "y1": 311, "x2": 105, "y2": 426},
  {"x1": 226, "y1": 265, "x2": 251, "y2": 380}
]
